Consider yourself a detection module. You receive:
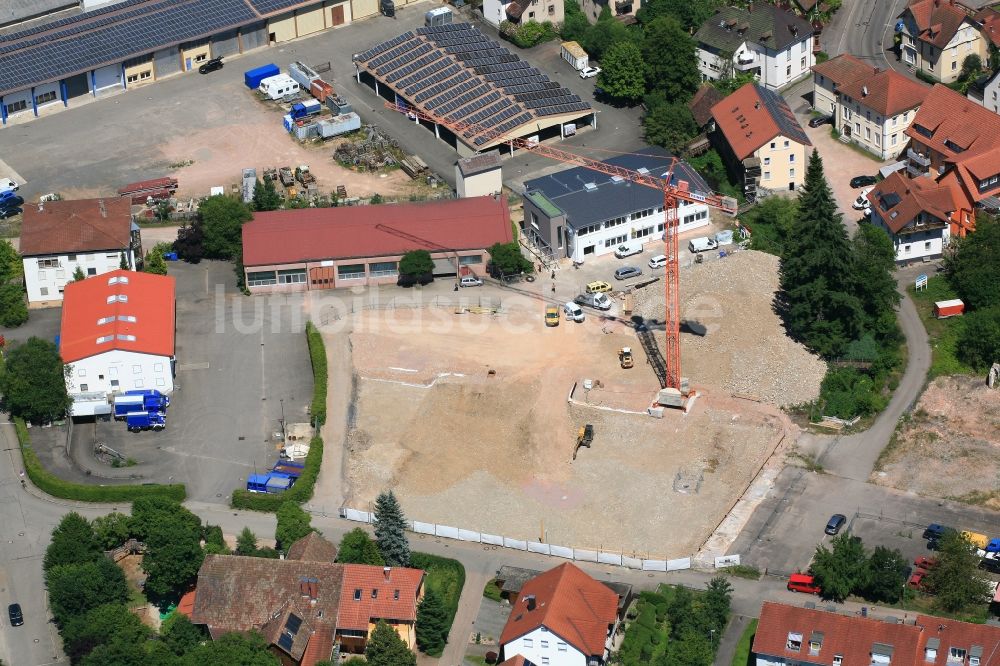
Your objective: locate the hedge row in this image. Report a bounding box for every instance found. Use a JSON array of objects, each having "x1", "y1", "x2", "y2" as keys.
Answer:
[
  {"x1": 305, "y1": 321, "x2": 328, "y2": 427},
  {"x1": 230, "y1": 435, "x2": 324, "y2": 511},
  {"x1": 14, "y1": 417, "x2": 186, "y2": 503}
]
